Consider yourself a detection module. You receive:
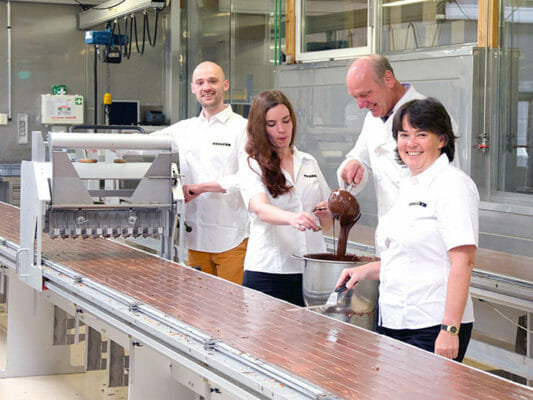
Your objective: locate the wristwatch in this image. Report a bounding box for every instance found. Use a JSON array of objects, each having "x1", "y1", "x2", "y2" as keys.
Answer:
[{"x1": 441, "y1": 324, "x2": 460, "y2": 335}]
